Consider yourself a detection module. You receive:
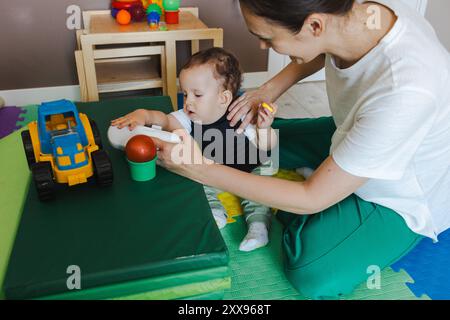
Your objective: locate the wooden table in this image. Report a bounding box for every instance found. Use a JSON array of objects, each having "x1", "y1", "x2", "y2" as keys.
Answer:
[{"x1": 79, "y1": 8, "x2": 223, "y2": 110}]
